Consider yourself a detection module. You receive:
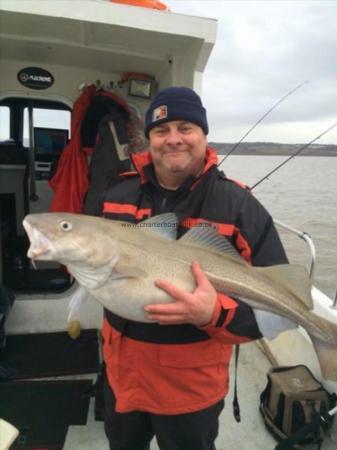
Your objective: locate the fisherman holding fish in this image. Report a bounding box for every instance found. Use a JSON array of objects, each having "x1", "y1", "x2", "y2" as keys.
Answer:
[
  {"x1": 100, "y1": 87, "x2": 291, "y2": 450},
  {"x1": 23, "y1": 86, "x2": 337, "y2": 448},
  {"x1": 22, "y1": 86, "x2": 337, "y2": 449}
]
